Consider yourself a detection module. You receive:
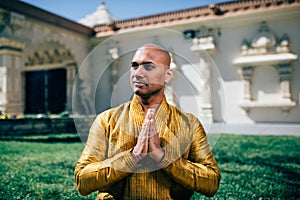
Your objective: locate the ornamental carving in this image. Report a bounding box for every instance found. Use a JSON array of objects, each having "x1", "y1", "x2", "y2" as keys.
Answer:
[
  {"x1": 0, "y1": 37, "x2": 26, "y2": 51},
  {"x1": 0, "y1": 10, "x2": 24, "y2": 35},
  {"x1": 25, "y1": 46, "x2": 73, "y2": 66},
  {"x1": 240, "y1": 21, "x2": 290, "y2": 56},
  {"x1": 233, "y1": 21, "x2": 298, "y2": 112}
]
